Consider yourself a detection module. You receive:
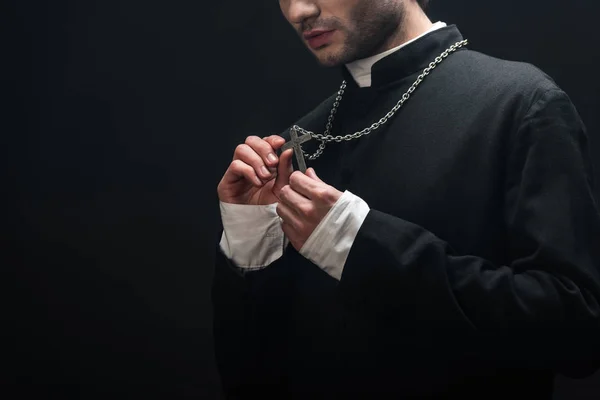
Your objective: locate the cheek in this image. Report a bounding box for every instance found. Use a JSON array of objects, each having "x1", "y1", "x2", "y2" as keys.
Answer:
[
  {"x1": 332, "y1": 28, "x2": 347, "y2": 44},
  {"x1": 333, "y1": 18, "x2": 355, "y2": 44}
]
